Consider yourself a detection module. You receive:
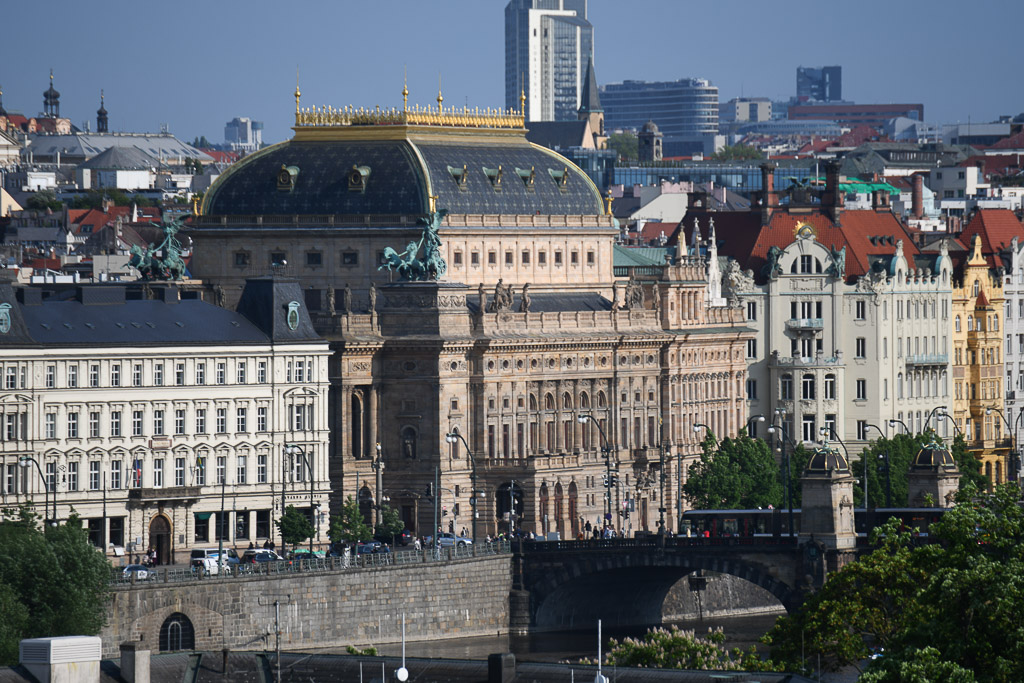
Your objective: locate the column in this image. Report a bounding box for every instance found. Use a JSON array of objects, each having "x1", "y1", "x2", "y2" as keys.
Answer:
[
  {"x1": 367, "y1": 385, "x2": 377, "y2": 459},
  {"x1": 573, "y1": 381, "x2": 582, "y2": 450},
  {"x1": 340, "y1": 386, "x2": 351, "y2": 458},
  {"x1": 555, "y1": 381, "x2": 564, "y2": 452}
]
